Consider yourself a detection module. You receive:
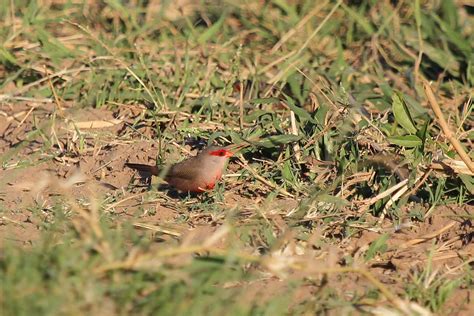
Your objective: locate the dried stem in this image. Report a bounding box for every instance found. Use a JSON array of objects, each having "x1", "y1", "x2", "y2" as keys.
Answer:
[{"x1": 424, "y1": 81, "x2": 474, "y2": 173}]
